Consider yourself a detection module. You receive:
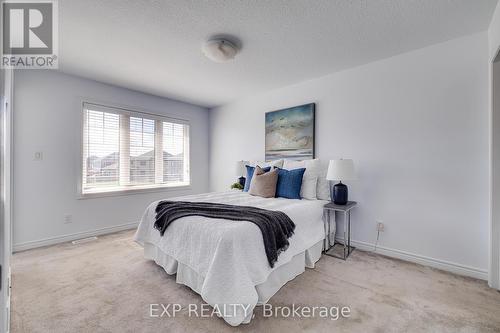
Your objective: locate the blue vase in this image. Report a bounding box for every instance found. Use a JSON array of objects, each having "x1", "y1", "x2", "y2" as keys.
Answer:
[{"x1": 332, "y1": 182, "x2": 348, "y2": 205}]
